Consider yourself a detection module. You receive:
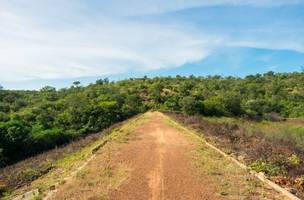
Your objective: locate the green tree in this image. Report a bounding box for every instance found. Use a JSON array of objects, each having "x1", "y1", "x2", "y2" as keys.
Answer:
[
  {"x1": 203, "y1": 97, "x2": 226, "y2": 116},
  {"x1": 40, "y1": 86, "x2": 58, "y2": 101},
  {"x1": 0, "y1": 120, "x2": 30, "y2": 161},
  {"x1": 180, "y1": 96, "x2": 203, "y2": 115}
]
